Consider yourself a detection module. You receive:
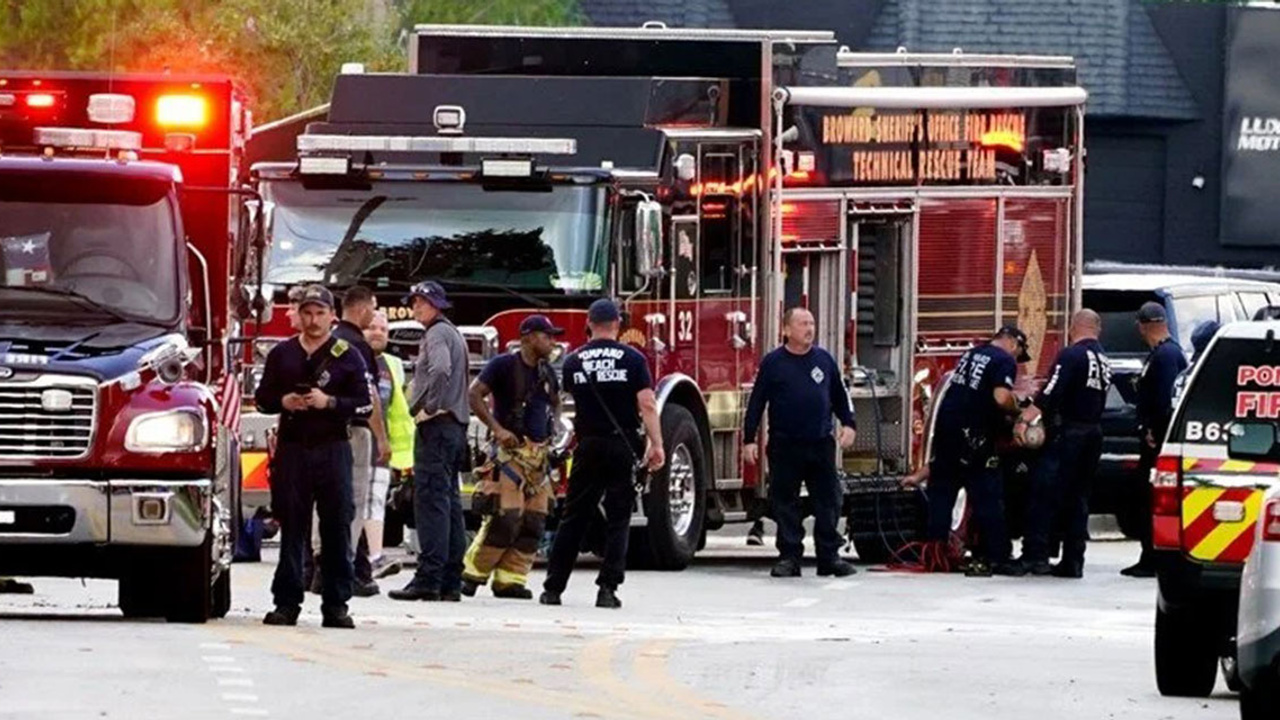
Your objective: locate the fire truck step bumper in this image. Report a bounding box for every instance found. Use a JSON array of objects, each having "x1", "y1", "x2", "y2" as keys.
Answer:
[{"x1": 0, "y1": 479, "x2": 212, "y2": 547}]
